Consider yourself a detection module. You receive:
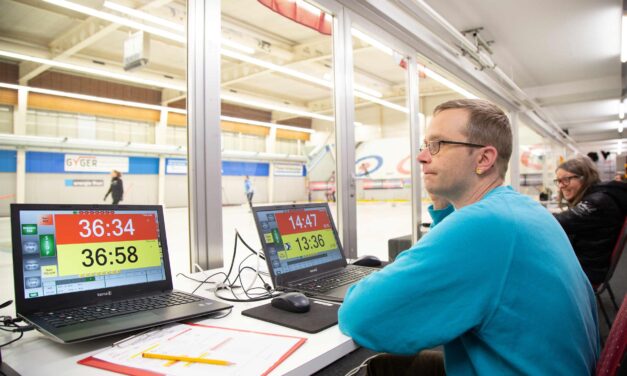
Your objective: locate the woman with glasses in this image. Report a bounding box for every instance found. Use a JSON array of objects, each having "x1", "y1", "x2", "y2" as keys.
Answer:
[{"x1": 553, "y1": 156, "x2": 627, "y2": 285}]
